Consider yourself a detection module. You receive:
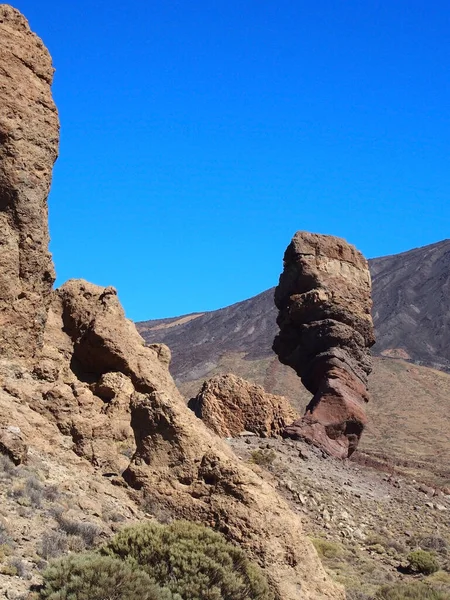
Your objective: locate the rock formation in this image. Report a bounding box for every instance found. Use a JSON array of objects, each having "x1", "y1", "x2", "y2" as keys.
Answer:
[
  {"x1": 0, "y1": 7, "x2": 344, "y2": 598},
  {"x1": 0, "y1": 5, "x2": 59, "y2": 360},
  {"x1": 273, "y1": 231, "x2": 375, "y2": 458},
  {"x1": 188, "y1": 373, "x2": 298, "y2": 437}
]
